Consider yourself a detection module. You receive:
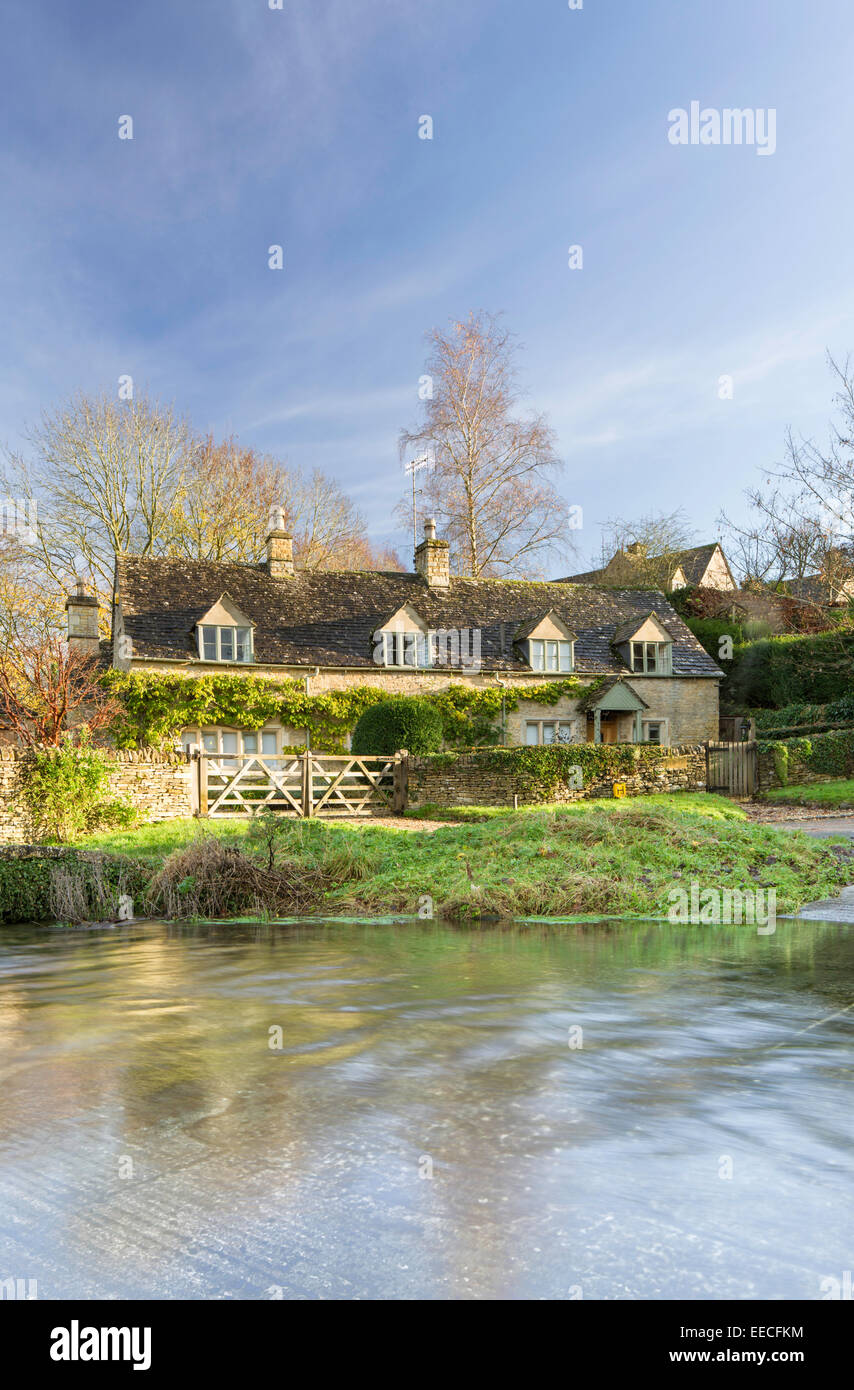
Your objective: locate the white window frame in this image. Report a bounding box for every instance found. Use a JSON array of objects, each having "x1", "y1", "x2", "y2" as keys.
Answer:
[
  {"x1": 181, "y1": 727, "x2": 281, "y2": 758},
  {"x1": 524, "y1": 719, "x2": 577, "y2": 745},
  {"x1": 528, "y1": 639, "x2": 573, "y2": 673},
  {"x1": 631, "y1": 640, "x2": 671, "y2": 675},
  {"x1": 198, "y1": 624, "x2": 253, "y2": 664},
  {"x1": 381, "y1": 631, "x2": 431, "y2": 667}
]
